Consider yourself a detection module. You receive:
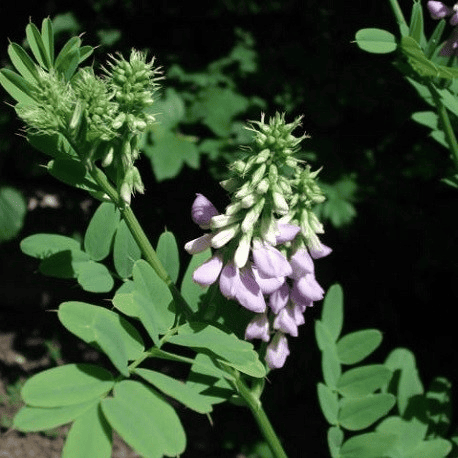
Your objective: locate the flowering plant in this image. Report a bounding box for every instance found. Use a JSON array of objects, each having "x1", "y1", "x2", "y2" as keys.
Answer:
[
  {"x1": 2, "y1": 3, "x2": 458, "y2": 455},
  {"x1": 0, "y1": 19, "x2": 331, "y2": 457}
]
